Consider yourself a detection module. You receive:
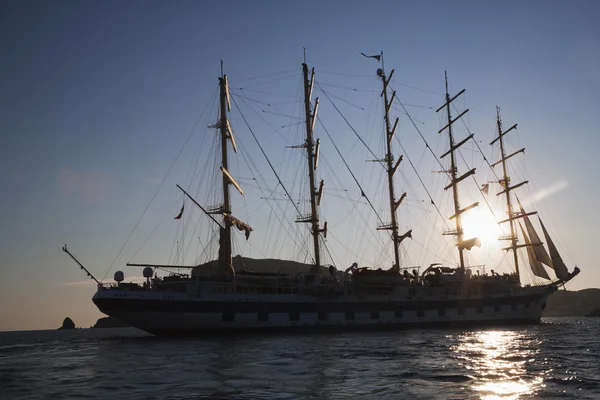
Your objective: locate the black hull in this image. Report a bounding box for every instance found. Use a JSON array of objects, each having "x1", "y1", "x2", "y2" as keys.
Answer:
[
  {"x1": 93, "y1": 290, "x2": 552, "y2": 315},
  {"x1": 93, "y1": 284, "x2": 557, "y2": 336}
]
